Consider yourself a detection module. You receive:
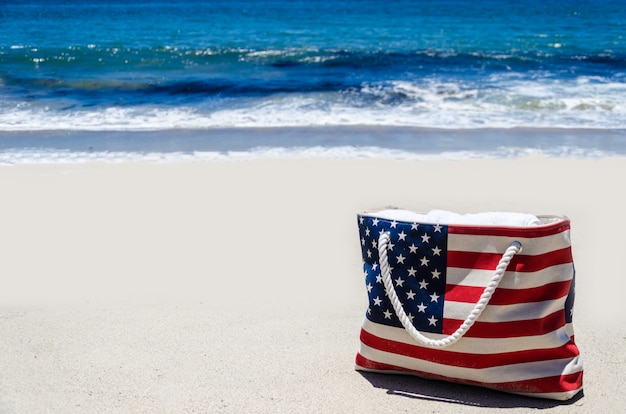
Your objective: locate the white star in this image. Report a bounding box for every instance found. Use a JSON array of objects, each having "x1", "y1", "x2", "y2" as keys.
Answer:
[
  {"x1": 407, "y1": 313, "x2": 415, "y2": 322},
  {"x1": 361, "y1": 237, "x2": 365, "y2": 246},
  {"x1": 408, "y1": 244, "x2": 418, "y2": 254},
  {"x1": 371, "y1": 239, "x2": 377, "y2": 248},
  {"x1": 396, "y1": 254, "x2": 406, "y2": 264},
  {"x1": 431, "y1": 269, "x2": 441, "y2": 279},
  {"x1": 363, "y1": 270, "x2": 368, "y2": 278},
  {"x1": 376, "y1": 274, "x2": 383, "y2": 284},
  {"x1": 420, "y1": 256, "x2": 430, "y2": 266},
  {"x1": 421, "y1": 234, "x2": 431, "y2": 243},
  {"x1": 398, "y1": 231, "x2": 407, "y2": 241},
  {"x1": 372, "y1": 218, "x2": 379, "y2": 226},
  {"x1": 373, "y1": 296, "x2": 382, "y2": 306},
  {"x1": 367, "y1": 249, "x2": 372, "y2": 258},
  {"x1": 432, "y1": 246, "x2": 442, "y2": 256},
  {"x1": 367, "y1": 307, "x2": 371, "y2": 314},
  {"x1": 406, "y1": 290, "x2": 416, "y2": 300},
  {"x1": 411, "y1": 222, "x2": 419, "y2": 230},
  {"x1": 419, "y1": 279, "x2": 429, "y2": 290},
  {"x1": 428, "y1": 315, "x2": 438, "y2": 326},
  {"x1": 434, "y1": 224, "x2": 443, "y2": 233},
  {"x1": 383, "y1": 309, "x2": 393, "y2": 319},
  {"x1": 395, "y1": 277, "x2": 405, "y2": 287},
  {"x1": 366, "y1": 283, "x2": 373, "y2": 293},
  {"x1": 417, "y1": 302, "x2": 427, "y2": 313},
  {"x1": 359, "y1": 217, "x2": 364, "y2": 224},
  {"x1": 372, "y1": 263, "x2": 378, "y2": 271},
  {"x1": 365, "y1": 228, "x2": 370, "y2": 236},
  {"x1": 387, "y1": 241, "x2": 395, "y2": 251},
  {"x1": 390, "y1": 220, "x2": 398, "y2": 228},
  {"x1": 430, "y1": 292, "x2": 440, "y2": 302},
  {"x1": 407, "y1": 267, "x2": 417, "y2": 277}
]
